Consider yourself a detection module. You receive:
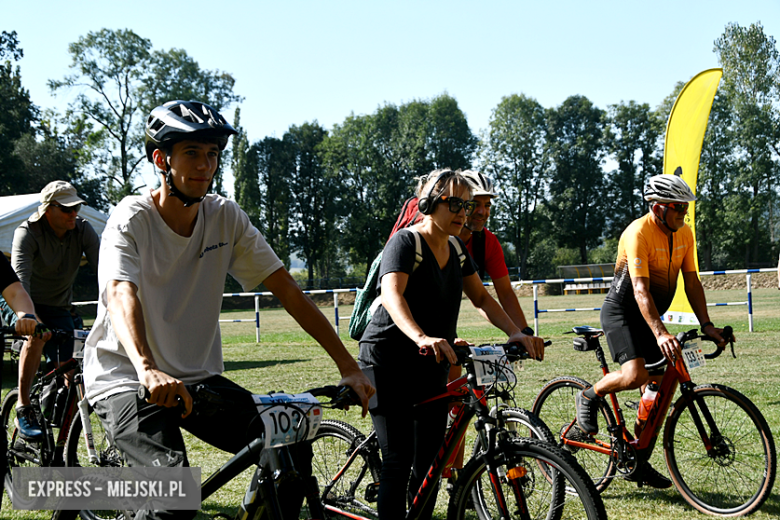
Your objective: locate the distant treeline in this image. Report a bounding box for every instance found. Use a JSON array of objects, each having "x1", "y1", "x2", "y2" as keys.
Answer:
[{"x1": 2, "y1": 22, "x2": 779, "y2": 287}]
